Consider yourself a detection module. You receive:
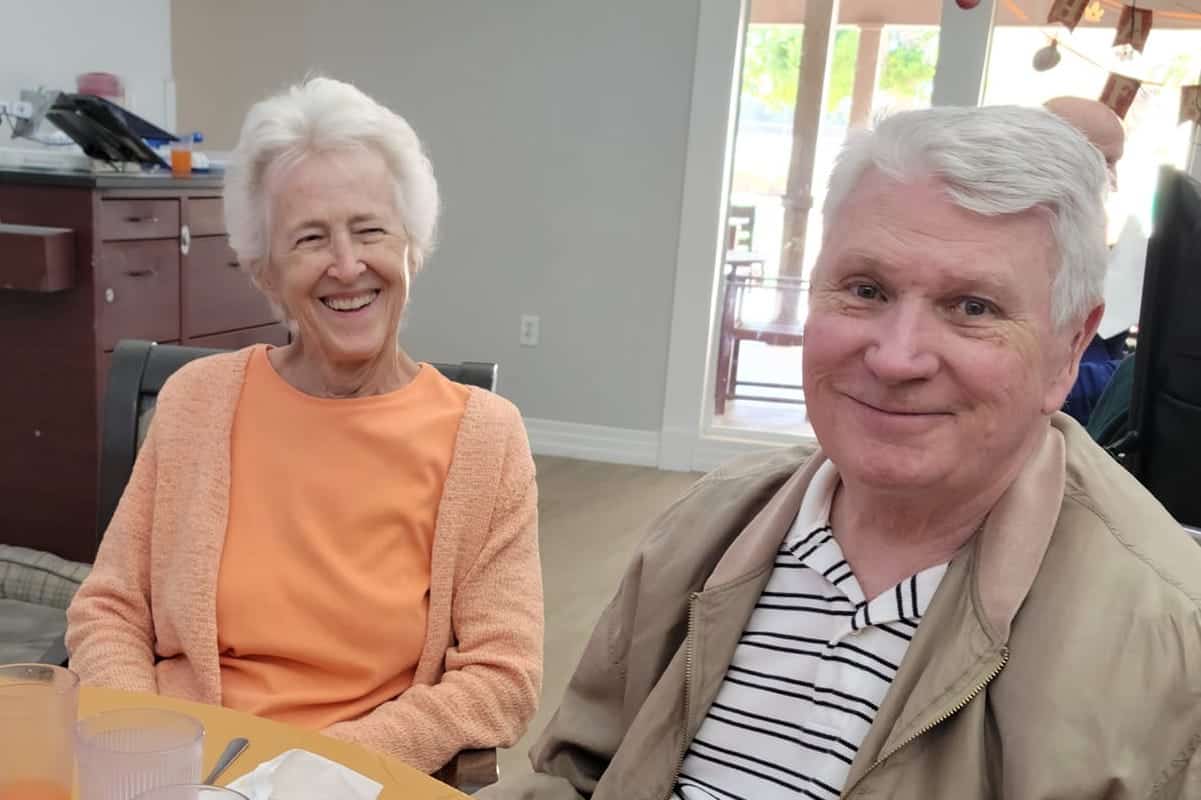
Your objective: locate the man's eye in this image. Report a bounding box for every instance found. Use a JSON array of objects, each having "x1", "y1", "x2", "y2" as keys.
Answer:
[
  {"x1": 296, "y1": 234, "x2": 323, "y2": 246},
  {"x1": 957, "y1": 297, "x2": 994, "y2": 317},
  {"x1": 852, "y1": 283, "x2": 882, "y2": 301}
]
